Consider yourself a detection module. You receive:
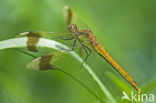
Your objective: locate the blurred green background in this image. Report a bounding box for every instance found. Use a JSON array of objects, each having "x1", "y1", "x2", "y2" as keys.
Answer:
[{"x1": 0, "y1": 0, "x2": 156, "y2": 103}]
